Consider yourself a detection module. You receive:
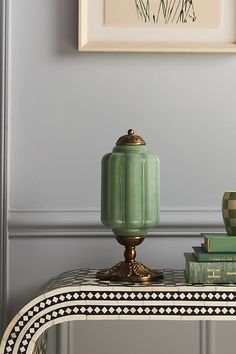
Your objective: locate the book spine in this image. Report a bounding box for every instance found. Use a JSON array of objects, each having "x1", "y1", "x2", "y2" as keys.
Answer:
[
  {"x1": 186, "y1": 259, "x2": 236, "y2": 284},
  {"x1": 195, "y1": 253, "x2": 236, "y2": 262},
  {"x1": 203, "y1": 238, "x2": 236, "y2": 253}
]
